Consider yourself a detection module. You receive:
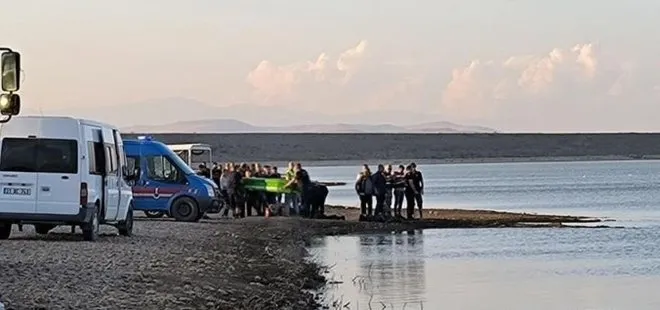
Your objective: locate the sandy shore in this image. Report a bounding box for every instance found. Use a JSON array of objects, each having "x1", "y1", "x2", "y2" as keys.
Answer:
[{"x1": 0, "y1": 206, "x2": 608, "y2": 310}]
